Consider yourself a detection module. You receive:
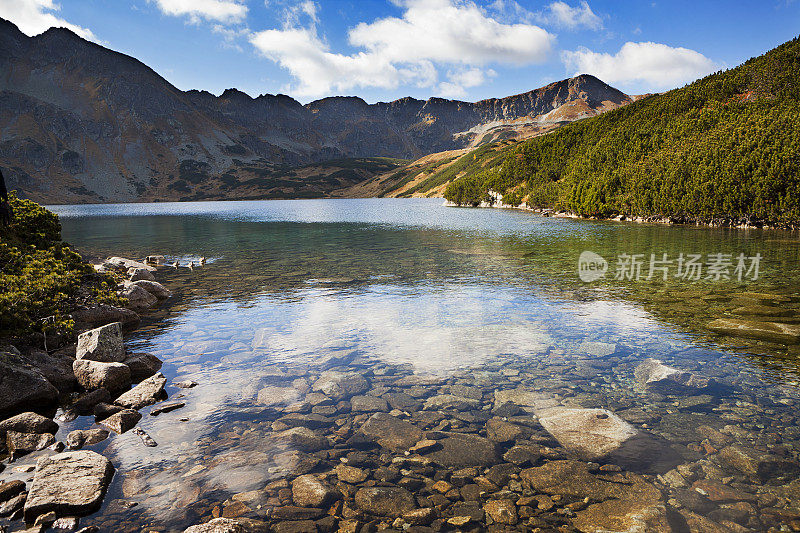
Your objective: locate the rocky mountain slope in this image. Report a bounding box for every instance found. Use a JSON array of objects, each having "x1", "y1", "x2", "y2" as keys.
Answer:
[{"x1": 0, "y1": 18, "x2": 633, "y2": 204}]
